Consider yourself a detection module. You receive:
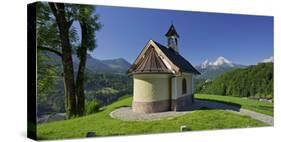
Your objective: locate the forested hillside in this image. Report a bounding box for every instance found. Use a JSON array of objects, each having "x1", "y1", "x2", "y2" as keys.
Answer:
[
  {"x1": 38, "y1": 72, "x2": 132, "y2": 116},
  {"x1": 196, "y1": 63, "x2": 273, "y2": 99},
  {"x1": 37, "y1": 51, "x2": 133, "y2": 116}
]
